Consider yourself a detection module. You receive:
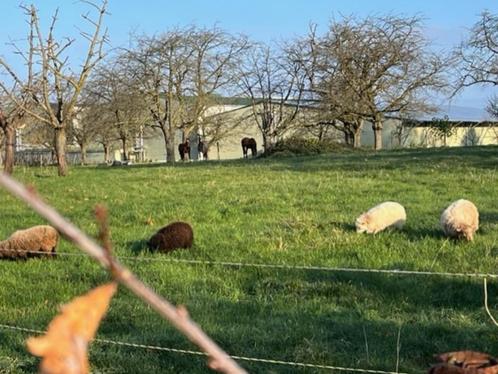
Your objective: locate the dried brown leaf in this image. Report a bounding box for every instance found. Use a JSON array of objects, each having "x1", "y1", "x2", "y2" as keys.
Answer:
[{"x1": 27, "y1": 282, "x2": 118, "y2": 374}]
